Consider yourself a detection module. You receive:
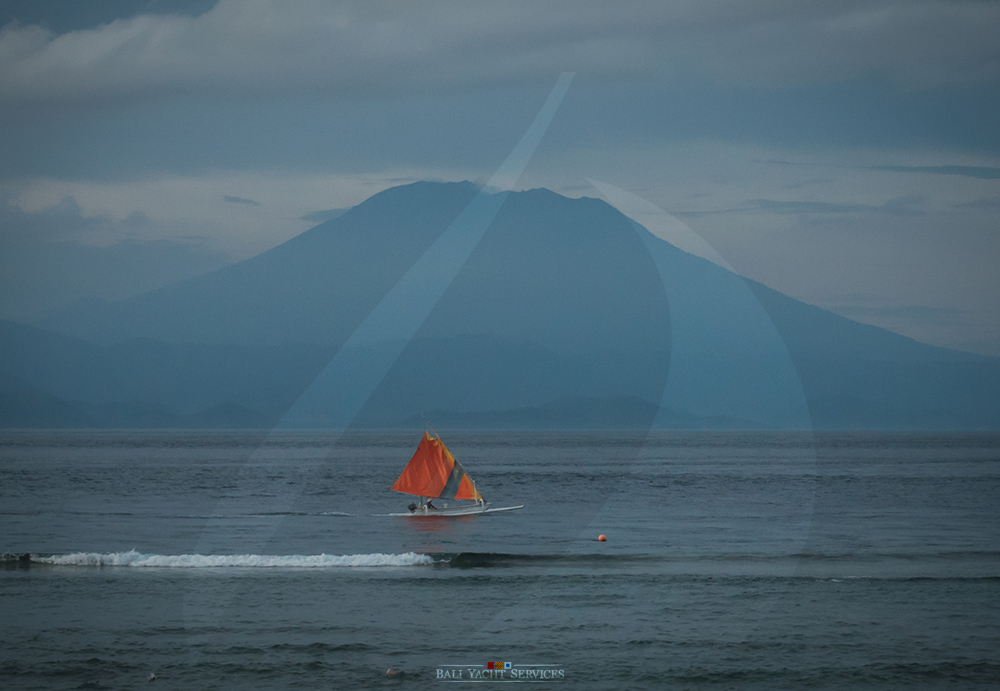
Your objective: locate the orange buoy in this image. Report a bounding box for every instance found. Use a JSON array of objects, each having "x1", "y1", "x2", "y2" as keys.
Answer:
[{"x1": 597, "y1": 534, "x2": 607, "y2": 542}]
